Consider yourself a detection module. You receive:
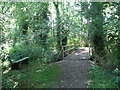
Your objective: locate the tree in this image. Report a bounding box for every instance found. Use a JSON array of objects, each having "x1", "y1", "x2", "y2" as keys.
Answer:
[
  {"x1": 116, "y1": 3, "x2": 120, "y2": 70},
  {"x1": 29, "y1": 3, "x2": 49, "y2": 48},
  {"x1": 53, "y1": 2, "x2": 62, "y2": 53},
  {"x1": 90, "y1": 2, "x2": 105, "y2": 57}
]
